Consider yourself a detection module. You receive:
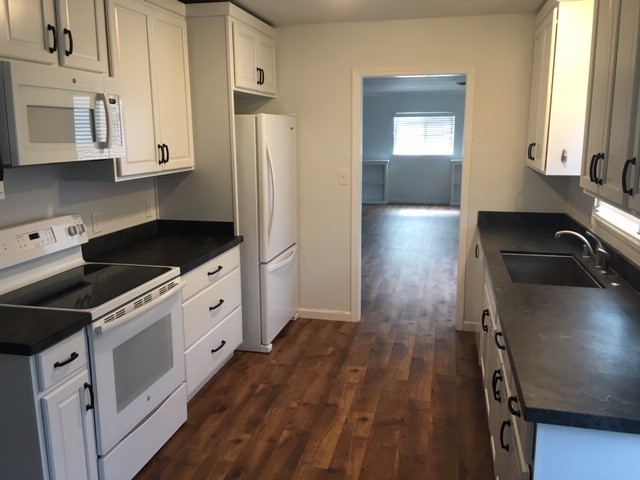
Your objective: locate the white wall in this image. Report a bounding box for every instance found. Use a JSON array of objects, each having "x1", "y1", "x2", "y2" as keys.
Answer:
[
  {"x1": 0, "y1": 165, "x2": 156, "y2": 235},
  {"x1": 363, "y1": 89, "x2": 465, "y2": 204},
  {"x1": 266, "y1": 15, "x2": 572, "y2": 320}
]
